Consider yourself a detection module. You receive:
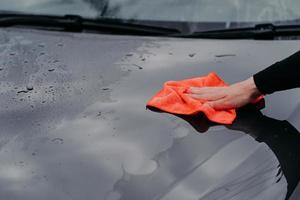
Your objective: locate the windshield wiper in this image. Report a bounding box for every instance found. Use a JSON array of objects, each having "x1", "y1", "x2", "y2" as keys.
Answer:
[
  {"x1": 182, "y1": 23, "x2": 300, "y2": 39},
  {"x1": 0, "y1": 13, "x2": 181, "y2": 36}
]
